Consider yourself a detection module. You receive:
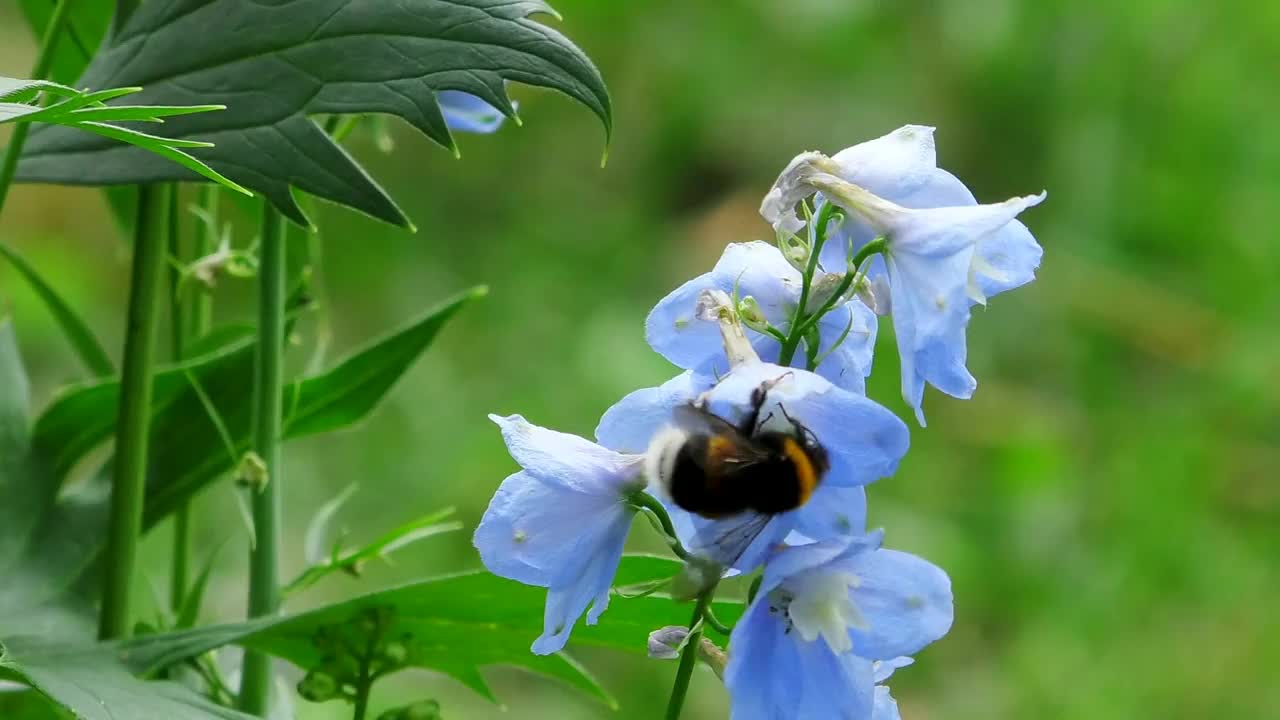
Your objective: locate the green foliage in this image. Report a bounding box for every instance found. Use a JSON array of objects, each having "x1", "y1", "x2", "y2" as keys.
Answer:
[
  {"x1": 0, "y1": 243, "x2": 113, "y2": 378},
  {"x1": 16, "y1": 0, "x2": 612, "y2": 227},
  {"x1": 0, "y1": 77, "x2": 248, "y2": 194},
  {"x1": 0, "y1": 636, "x2": 254, "y2": 720},
  {"x1": 16, "y1": 0, "x2": 111, "y2": 85},
  {"x1": 118, "y1": 556, "x2": 739, "y2": 710},
  {"x1": 29, "y1": 287, "x2": 482, "y2": 551},
  {"x1": 285, "y1": 506, "x2": 463, "y2": 595}
]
